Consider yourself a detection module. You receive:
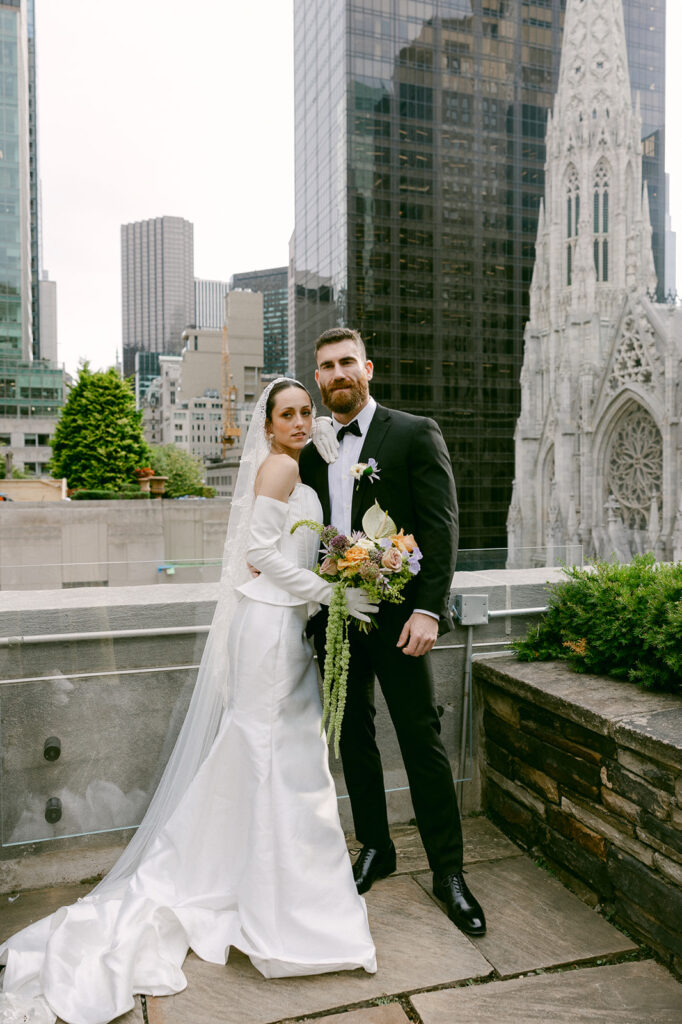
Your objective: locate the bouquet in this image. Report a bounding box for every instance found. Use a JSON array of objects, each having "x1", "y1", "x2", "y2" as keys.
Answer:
[{"x1": 292, "y1": 501, "x2": 421, "y2": 755}]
